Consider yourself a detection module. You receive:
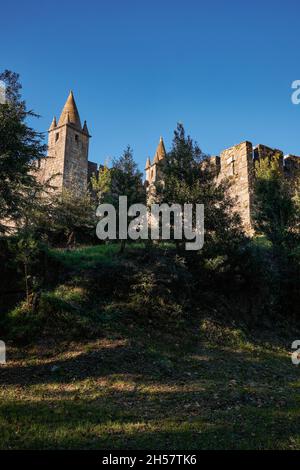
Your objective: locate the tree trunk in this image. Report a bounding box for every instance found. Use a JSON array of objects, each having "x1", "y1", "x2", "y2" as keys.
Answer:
[
  {"x1": 119, "y1": 239, "x2": 126, "y2": 254},
  {"x1": 24, "y1": 262, "x2": 29, "y2": 306}
]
